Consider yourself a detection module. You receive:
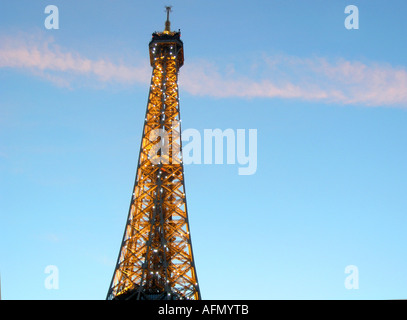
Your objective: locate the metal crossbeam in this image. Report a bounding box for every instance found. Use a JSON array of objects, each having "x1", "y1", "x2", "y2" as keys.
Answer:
[{"x1": 107, "y1": 9, "x2": 200, "y2": 301}]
